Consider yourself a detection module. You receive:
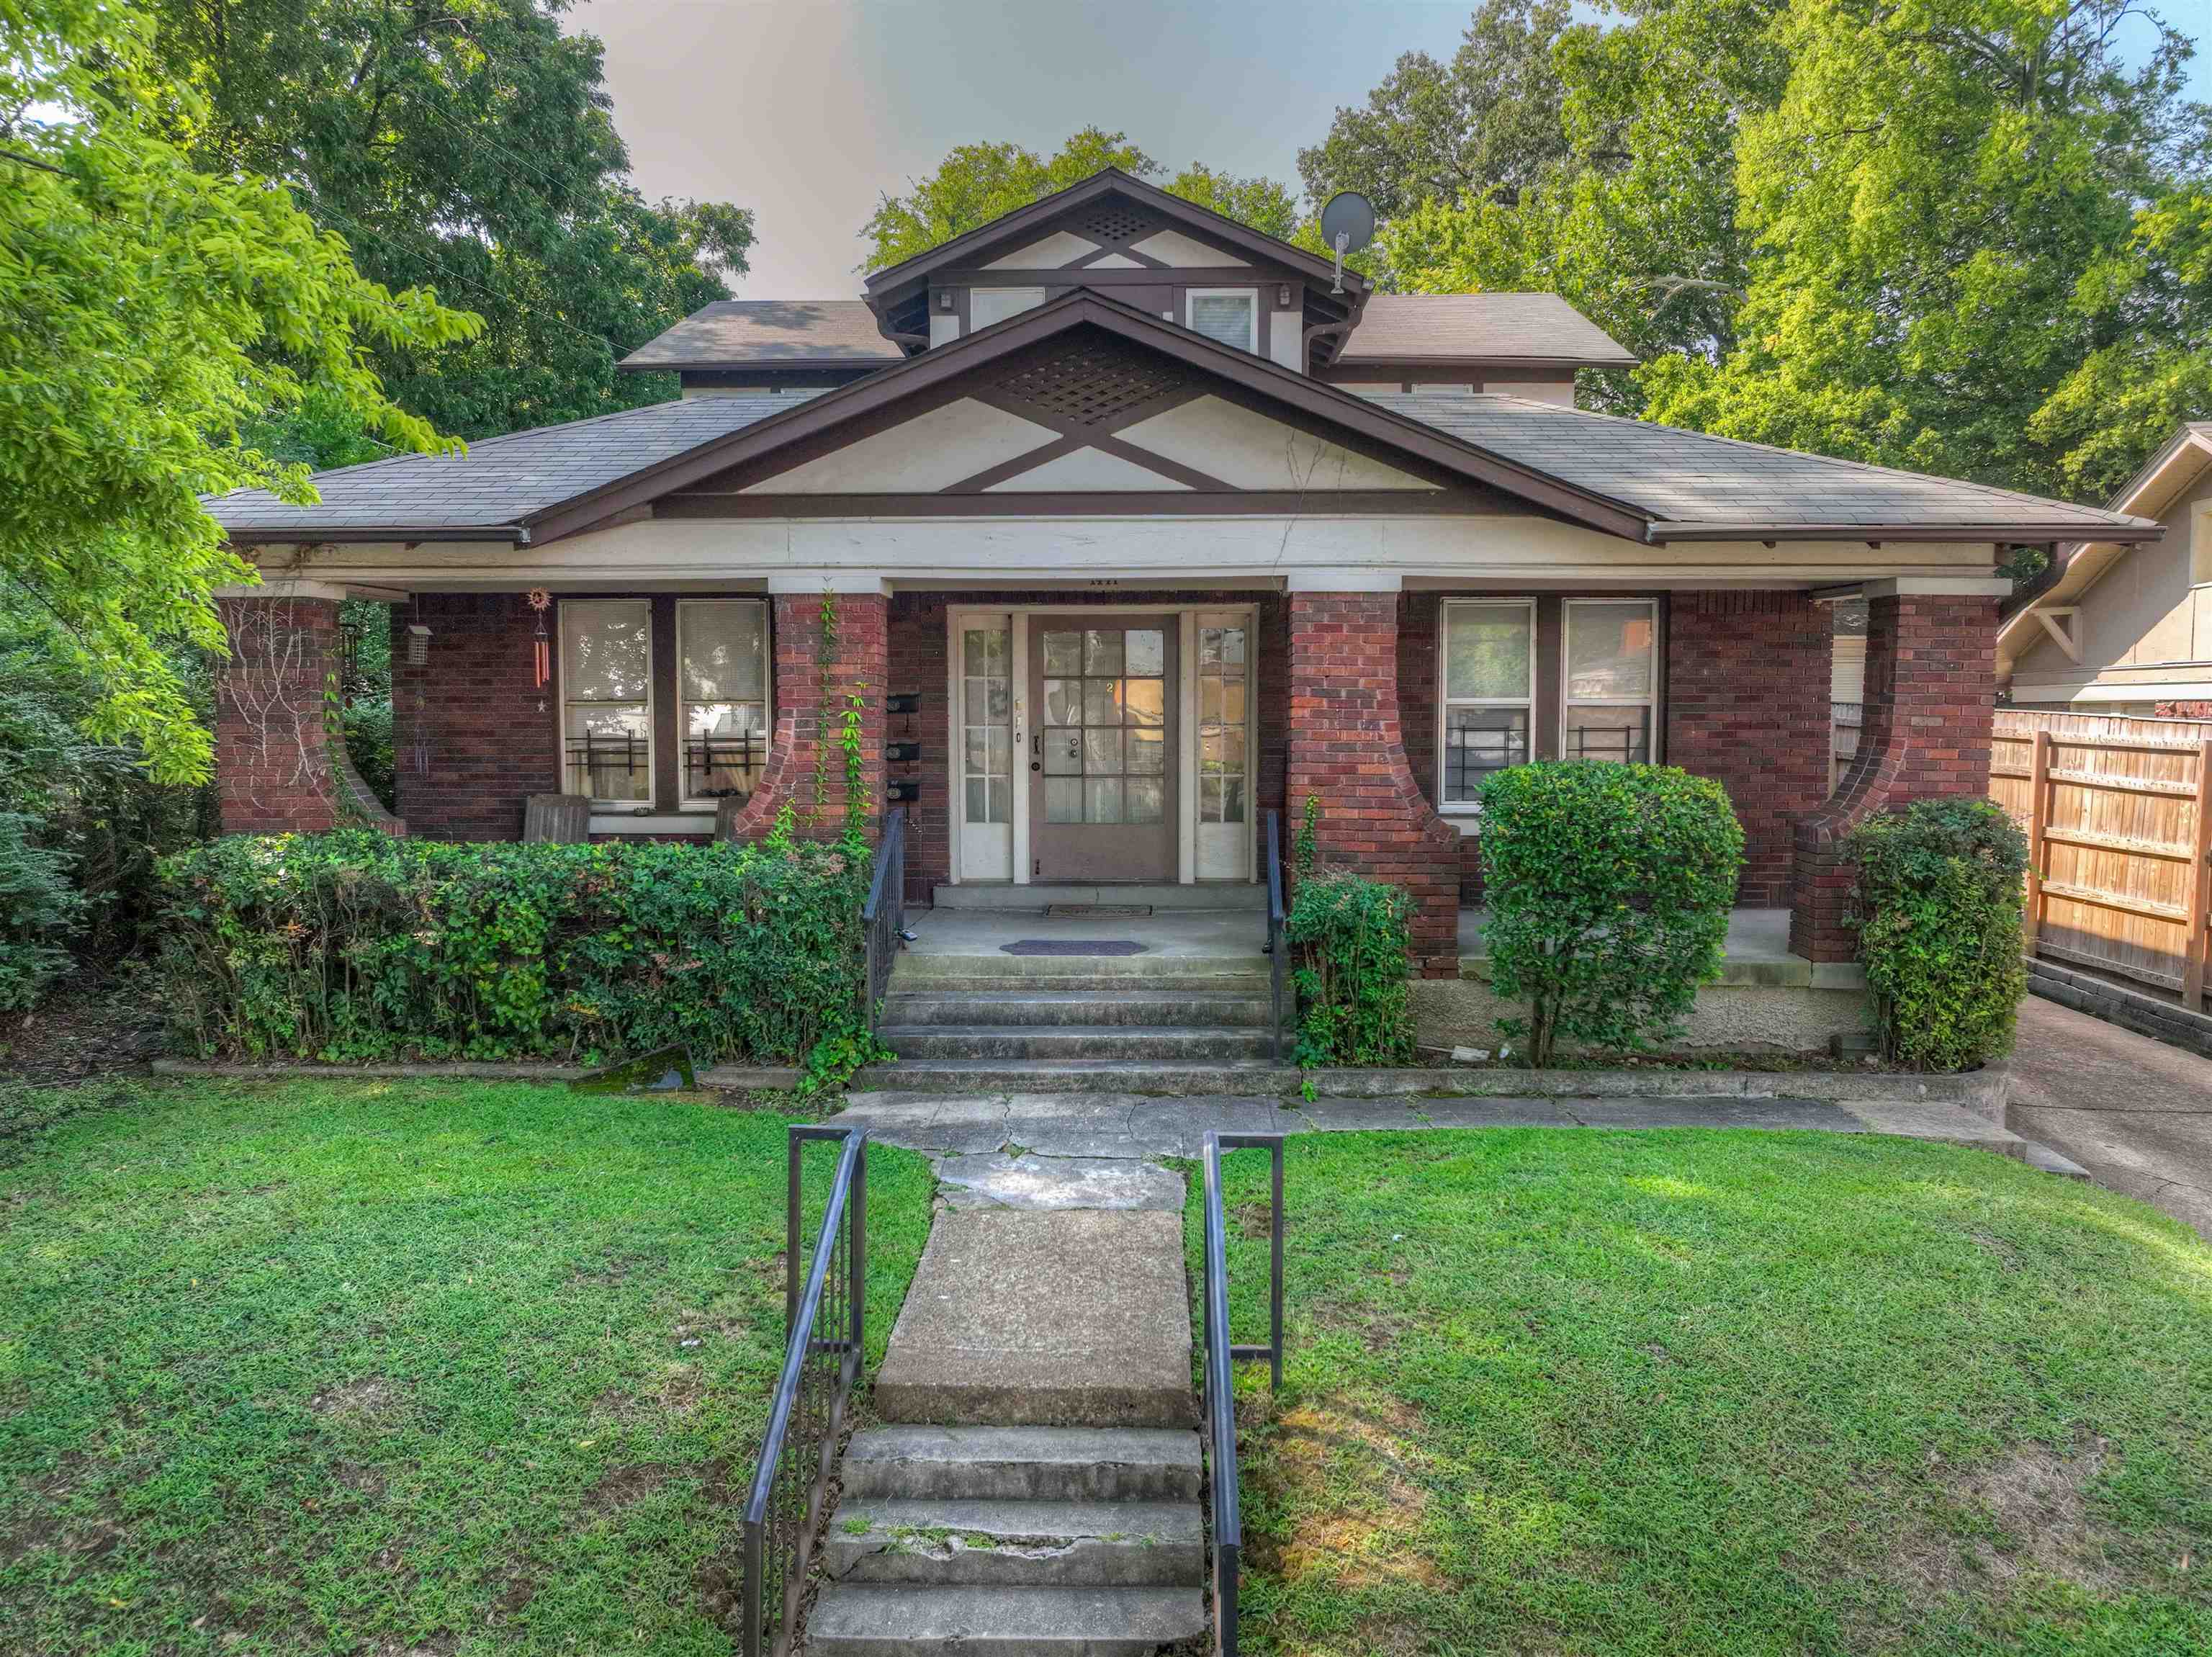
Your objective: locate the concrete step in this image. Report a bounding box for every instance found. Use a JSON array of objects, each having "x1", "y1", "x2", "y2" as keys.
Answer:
[
  {"x1": 806, "y1": 1584, "x2": 1207, "y2": 1656},
  {"x1": 840, "y1": 1426, "x2": 1203, "y2": 1504},
  {"x1": 890, "y1": 956, "x2": 1271, "y2": 994},
  {"x1": 875, "y1": 1211, "x2": 1195, "y2": 1429},
  {"x1": 822, "y1": 1498, "x2": 1204, "y2": 1588},
  {"x1": 880, "y1": 1025, "x2": 1275, "y2": 1062},
  {"x1": 932, "y1": 883, "x2": 1264, "y2": 912},
  {"x1": 859, "y1": 1059, "x2": 1295, "y2": 1095},
  {"x1": 881, "y1": 989, "x2": 1272, "y2": 1029}
]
